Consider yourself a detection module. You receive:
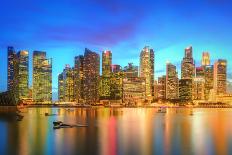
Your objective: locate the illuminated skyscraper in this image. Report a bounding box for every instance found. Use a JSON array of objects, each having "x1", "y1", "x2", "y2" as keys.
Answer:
[
  {"x1": 102, "y1": 51, "x2": 112, "y2": 77},
  {"x1": 192, "y1": 66, "x2": 205, "y2": 100},
  {"x1": 214, "y1": 59, "x2": 227, "y2": 95},
  {"x1": 179, "y1": 79, "x2": 192, "y2": 100},
  {"x1": 204, "y1": 65, "x2": 214, "y2": 100},
  {"x1": 63, "y1": 65, "x2": 74, "y2": 102},
  {"x1": 192, "y1": 78, "x2": 205, "y2": 100},
  {"x1": 33, "y1": 51, "x2": 52, "y2": 104},
  {"x1": 74, "y1": 55, "x2": 84, "y2": 103},
  {"x1": 58, "y1": 73, "x2": 64, "y2": 102},
  {"x1": 202, "y1": 52, "x2": 210, "y2": 66},
  {"x1": 139, "y1": 46, "x2": 154, "y2": 99},
  {"x1": 100, "y1": 51, "x2": 112, "y2": 99},
  {"x1": 157, "y1": 76, "x2": 166, "y2": 100},
  {"x1": 110, "y1": 68, "x2": 124, "y2": 100},
  {"x1": 7, "y1": 46, "x2": 16, "y2": 91},
  {"x1": 181, "y1": 46, "x2": 195, "y2": 79},
  {"x1": 166, "y1": 63, "x2": 178, "y2": 99},
  {"x1": 15, "y1": 50, "x2": 29, "y2": 102},
  {"x1": 83, "y1": 48, "x2": 100, "y2": 104}
]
